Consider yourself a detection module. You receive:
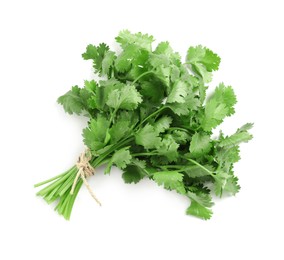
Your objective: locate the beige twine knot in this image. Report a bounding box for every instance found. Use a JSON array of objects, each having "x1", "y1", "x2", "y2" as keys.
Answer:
[{"x1": 70, "y1": 150, "x2": 101, "y2": 206}]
